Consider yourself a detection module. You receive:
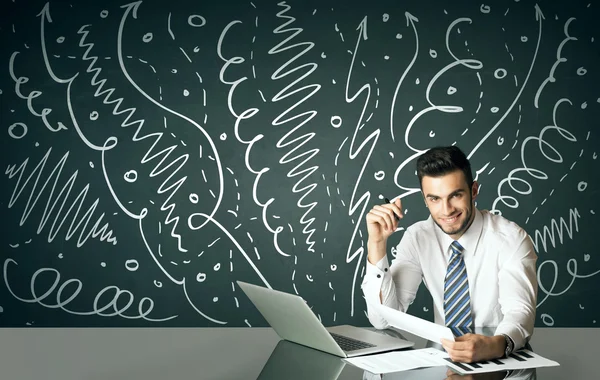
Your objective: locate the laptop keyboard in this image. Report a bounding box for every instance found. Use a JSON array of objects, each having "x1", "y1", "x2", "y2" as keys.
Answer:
[{"x1": 329, "y1": 332, "x2": 376, "y2": 352}]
